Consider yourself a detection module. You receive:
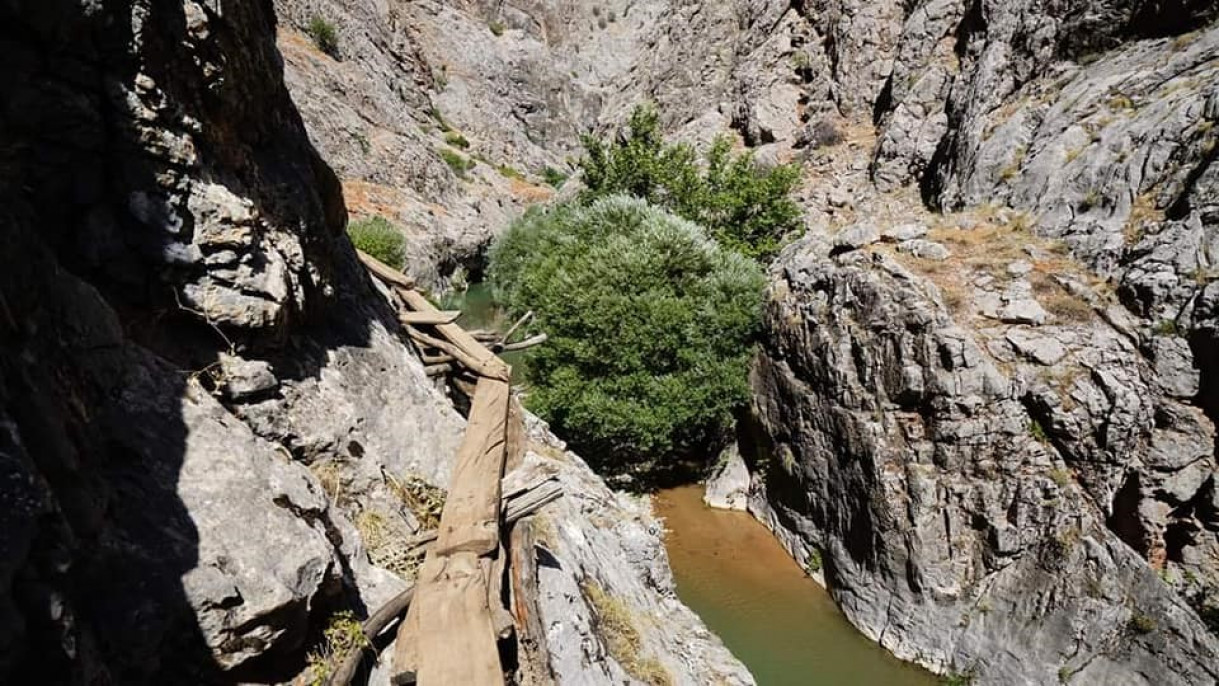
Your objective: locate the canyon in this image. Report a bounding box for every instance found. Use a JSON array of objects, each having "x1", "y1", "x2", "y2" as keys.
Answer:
[{"x1": 2, "y1": 1, "x2": 1218, "y2": 685}]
